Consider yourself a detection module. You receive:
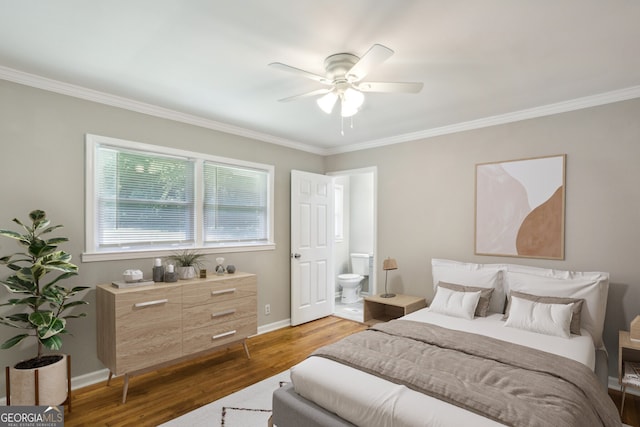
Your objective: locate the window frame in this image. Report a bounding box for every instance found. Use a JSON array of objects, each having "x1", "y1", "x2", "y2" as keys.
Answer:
[{"x1": 83, "y1": 134, "x2": 275, "y2": 262}]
